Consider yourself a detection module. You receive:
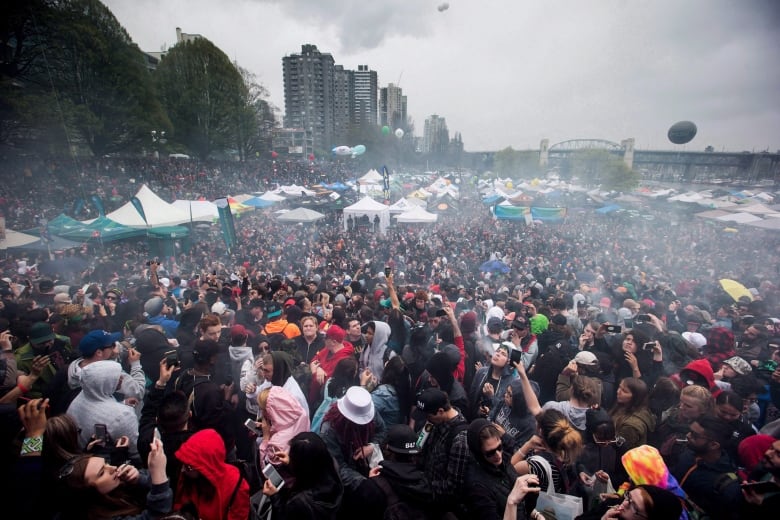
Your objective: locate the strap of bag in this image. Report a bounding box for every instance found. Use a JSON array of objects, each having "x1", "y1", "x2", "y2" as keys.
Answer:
[
  {"x1": 529, "y1": 454, "x2": 555, "y2": 494},
  {"x1": 679, "y1": 460, "x2": 699, "y2": 488},
  {"x1": 226, "y1": 473, "x2": 244, "y2": 517}
]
